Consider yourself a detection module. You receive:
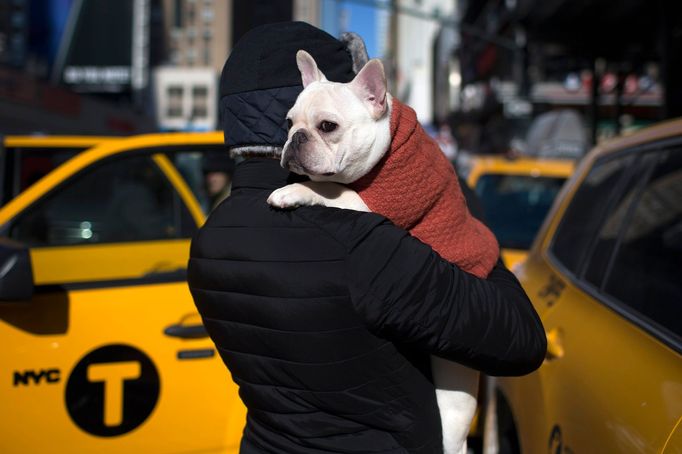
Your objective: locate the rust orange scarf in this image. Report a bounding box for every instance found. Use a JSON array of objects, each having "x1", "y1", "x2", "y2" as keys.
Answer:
[{"x1": 350, "y1": 98, "x2": 499, "y2": 278}]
